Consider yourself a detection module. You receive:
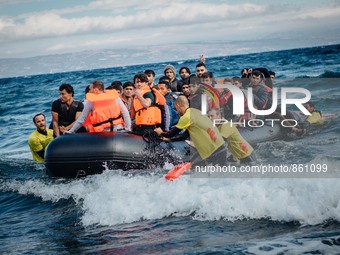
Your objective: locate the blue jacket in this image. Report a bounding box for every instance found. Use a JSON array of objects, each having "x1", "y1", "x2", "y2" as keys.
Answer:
[{"x1": 165, "y1": 92, "x2": 179, "y2": 127}]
